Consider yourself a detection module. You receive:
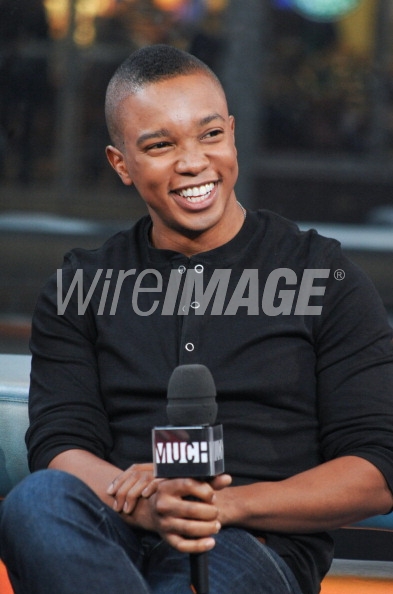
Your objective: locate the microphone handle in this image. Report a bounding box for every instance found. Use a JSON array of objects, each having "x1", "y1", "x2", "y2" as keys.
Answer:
[
  {"x1": 190, "y1": 551, "x2": 209, "y2": 594},
  {"x1": 185, "y1": 490, "x2": 210, "y2": 594}
]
